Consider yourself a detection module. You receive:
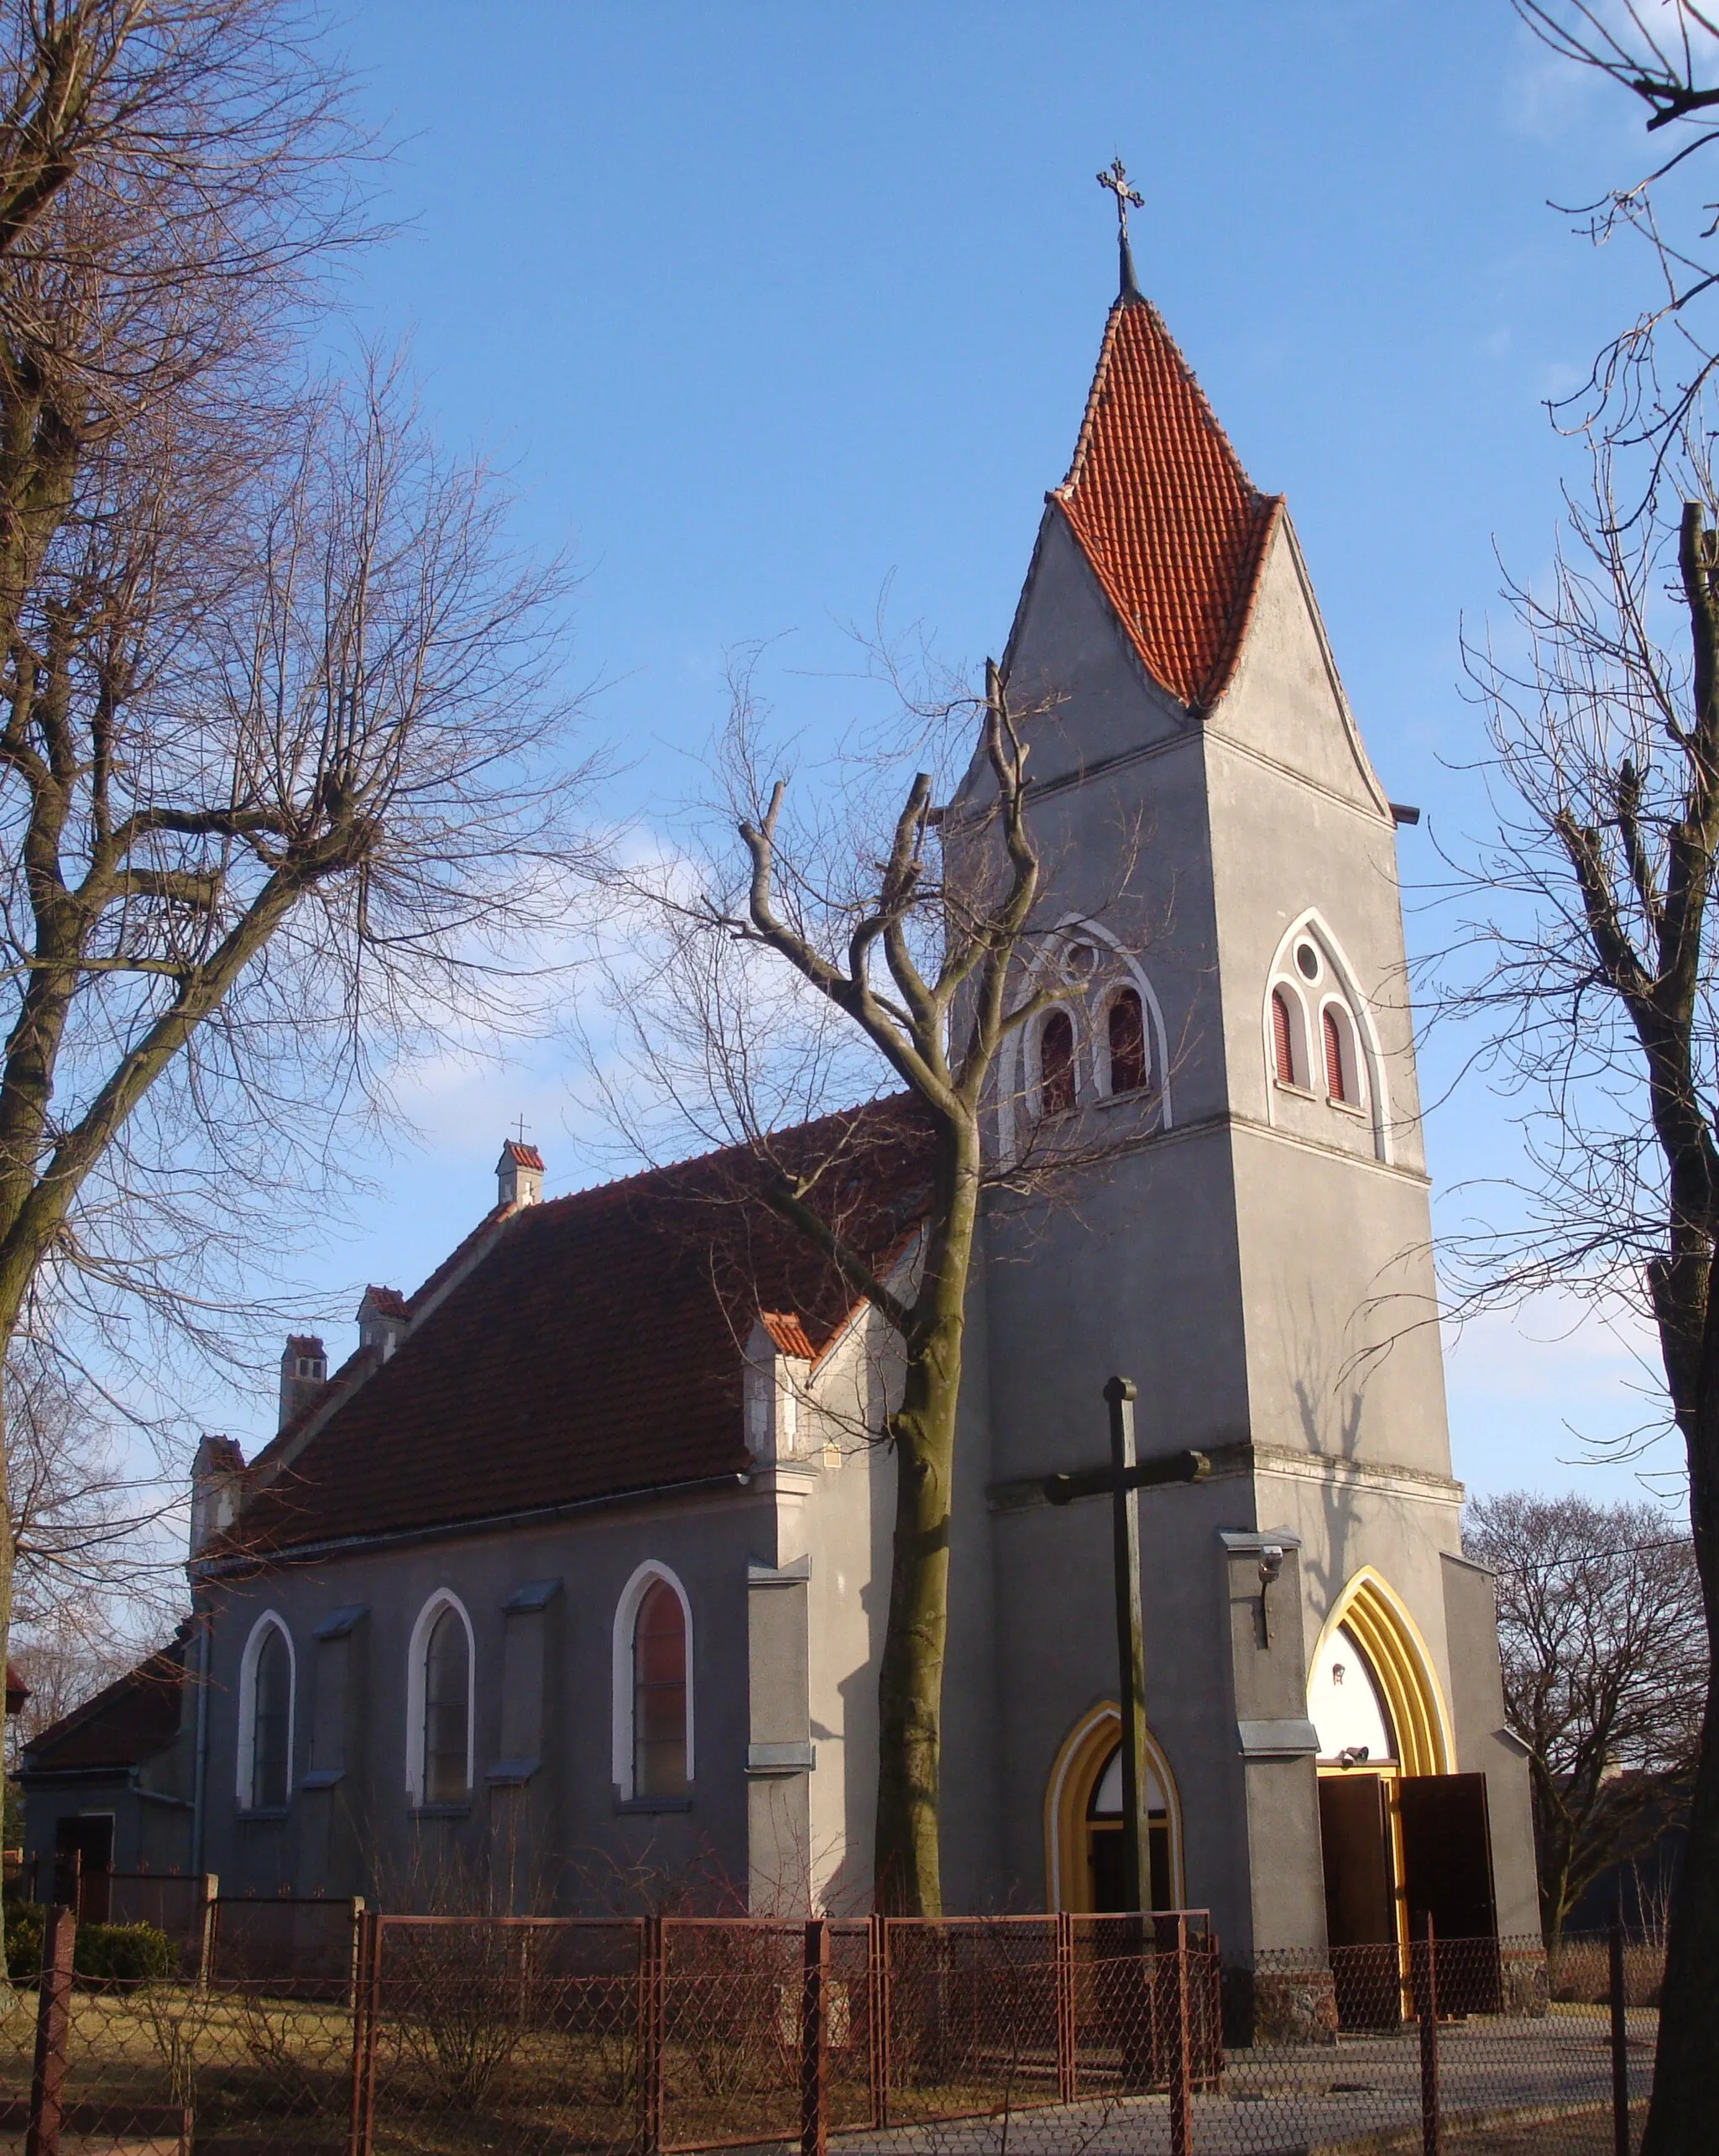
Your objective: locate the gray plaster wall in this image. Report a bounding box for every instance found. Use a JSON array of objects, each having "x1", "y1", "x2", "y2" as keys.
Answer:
[
  {"x1": 194, "y1": 1481, "x2": 773, "y2": 1910},
  {"x1": 1440, "y1": 1552, "x2": 1541, "y2": 1939}
]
